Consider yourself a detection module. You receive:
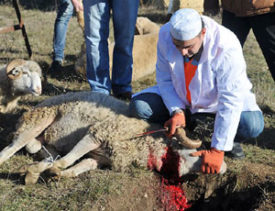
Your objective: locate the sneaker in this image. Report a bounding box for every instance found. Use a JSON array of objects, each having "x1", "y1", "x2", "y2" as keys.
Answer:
[
  {"x1": 225, "y1": 142, "x2": 245, "y2": 159},
  {"x1": 50, "y1": 60, "x2": 62, "y2": 77},
  {"x1": 113, "y1": 92, "x2": 132, "y2": 101}
]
